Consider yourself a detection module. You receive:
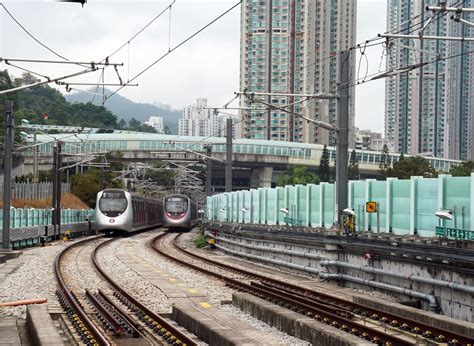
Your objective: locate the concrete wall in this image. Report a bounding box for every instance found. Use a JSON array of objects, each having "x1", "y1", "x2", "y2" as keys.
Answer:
[{"x1": 209, "y1": 230, "x2": 474, "y2": 322}]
